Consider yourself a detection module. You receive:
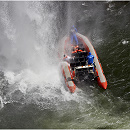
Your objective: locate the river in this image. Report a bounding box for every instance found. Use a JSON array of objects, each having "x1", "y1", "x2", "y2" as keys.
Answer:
[{"x1": 0, "y1": 1, "x2": 129, "y2": 129}]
